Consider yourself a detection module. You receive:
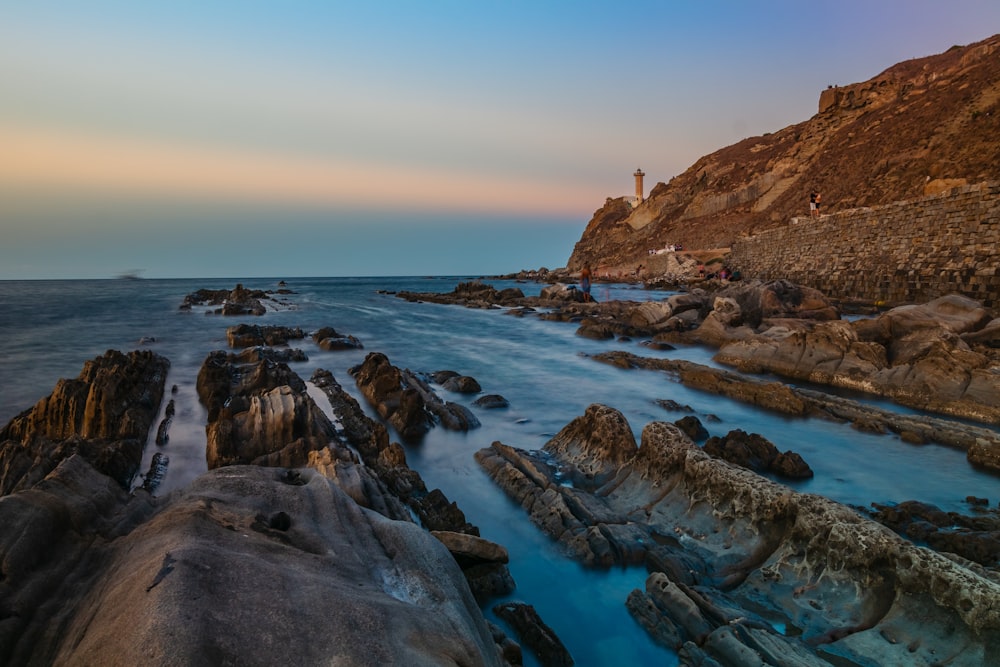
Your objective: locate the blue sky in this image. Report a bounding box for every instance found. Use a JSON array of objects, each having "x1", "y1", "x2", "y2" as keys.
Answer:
[{"x1": 2, "y1": 1, "x2": 999, "y2": 278}]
